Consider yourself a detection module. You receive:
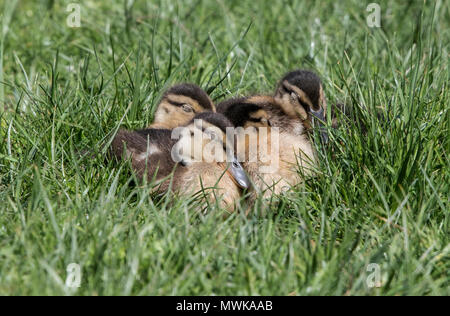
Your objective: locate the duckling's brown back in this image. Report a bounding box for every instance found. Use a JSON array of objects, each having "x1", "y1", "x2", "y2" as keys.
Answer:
[{"x1": 111, "y1": 128, "x2": 179, "y2": 185}]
